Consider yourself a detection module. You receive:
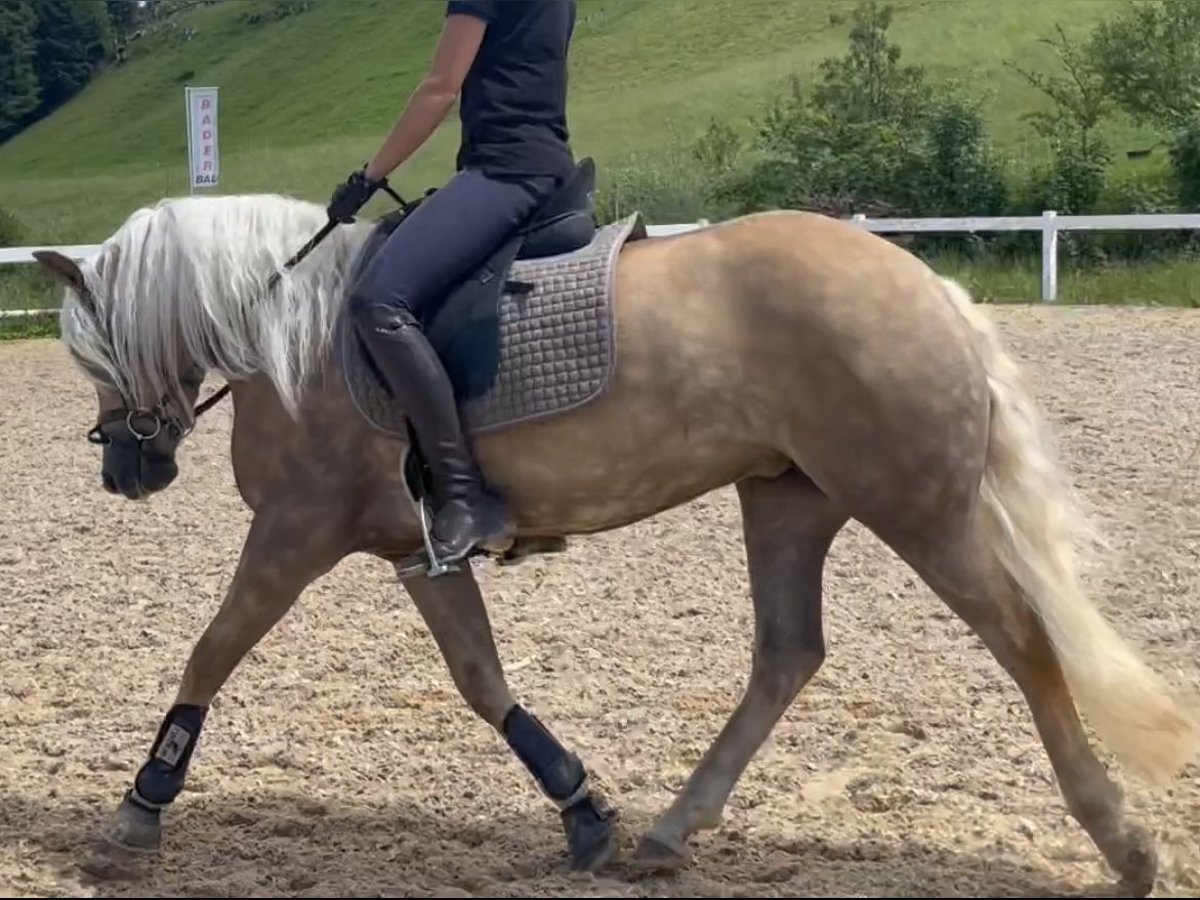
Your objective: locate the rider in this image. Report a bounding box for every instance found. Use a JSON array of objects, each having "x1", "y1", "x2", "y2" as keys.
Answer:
[{"x1": 327, "y1": 0, "x2": 578, "y2": 569}]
